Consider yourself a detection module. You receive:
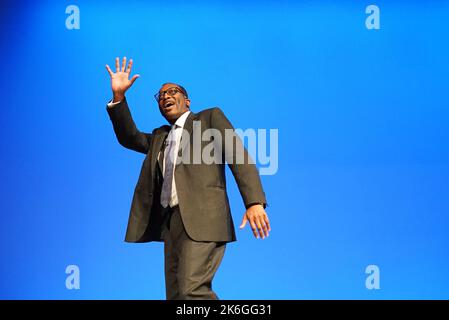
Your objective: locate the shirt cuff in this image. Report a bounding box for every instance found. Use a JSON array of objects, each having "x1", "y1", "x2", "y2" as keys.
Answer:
[{"x1": 107, "y1": 99, "x2": 122, "y2": 108}]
